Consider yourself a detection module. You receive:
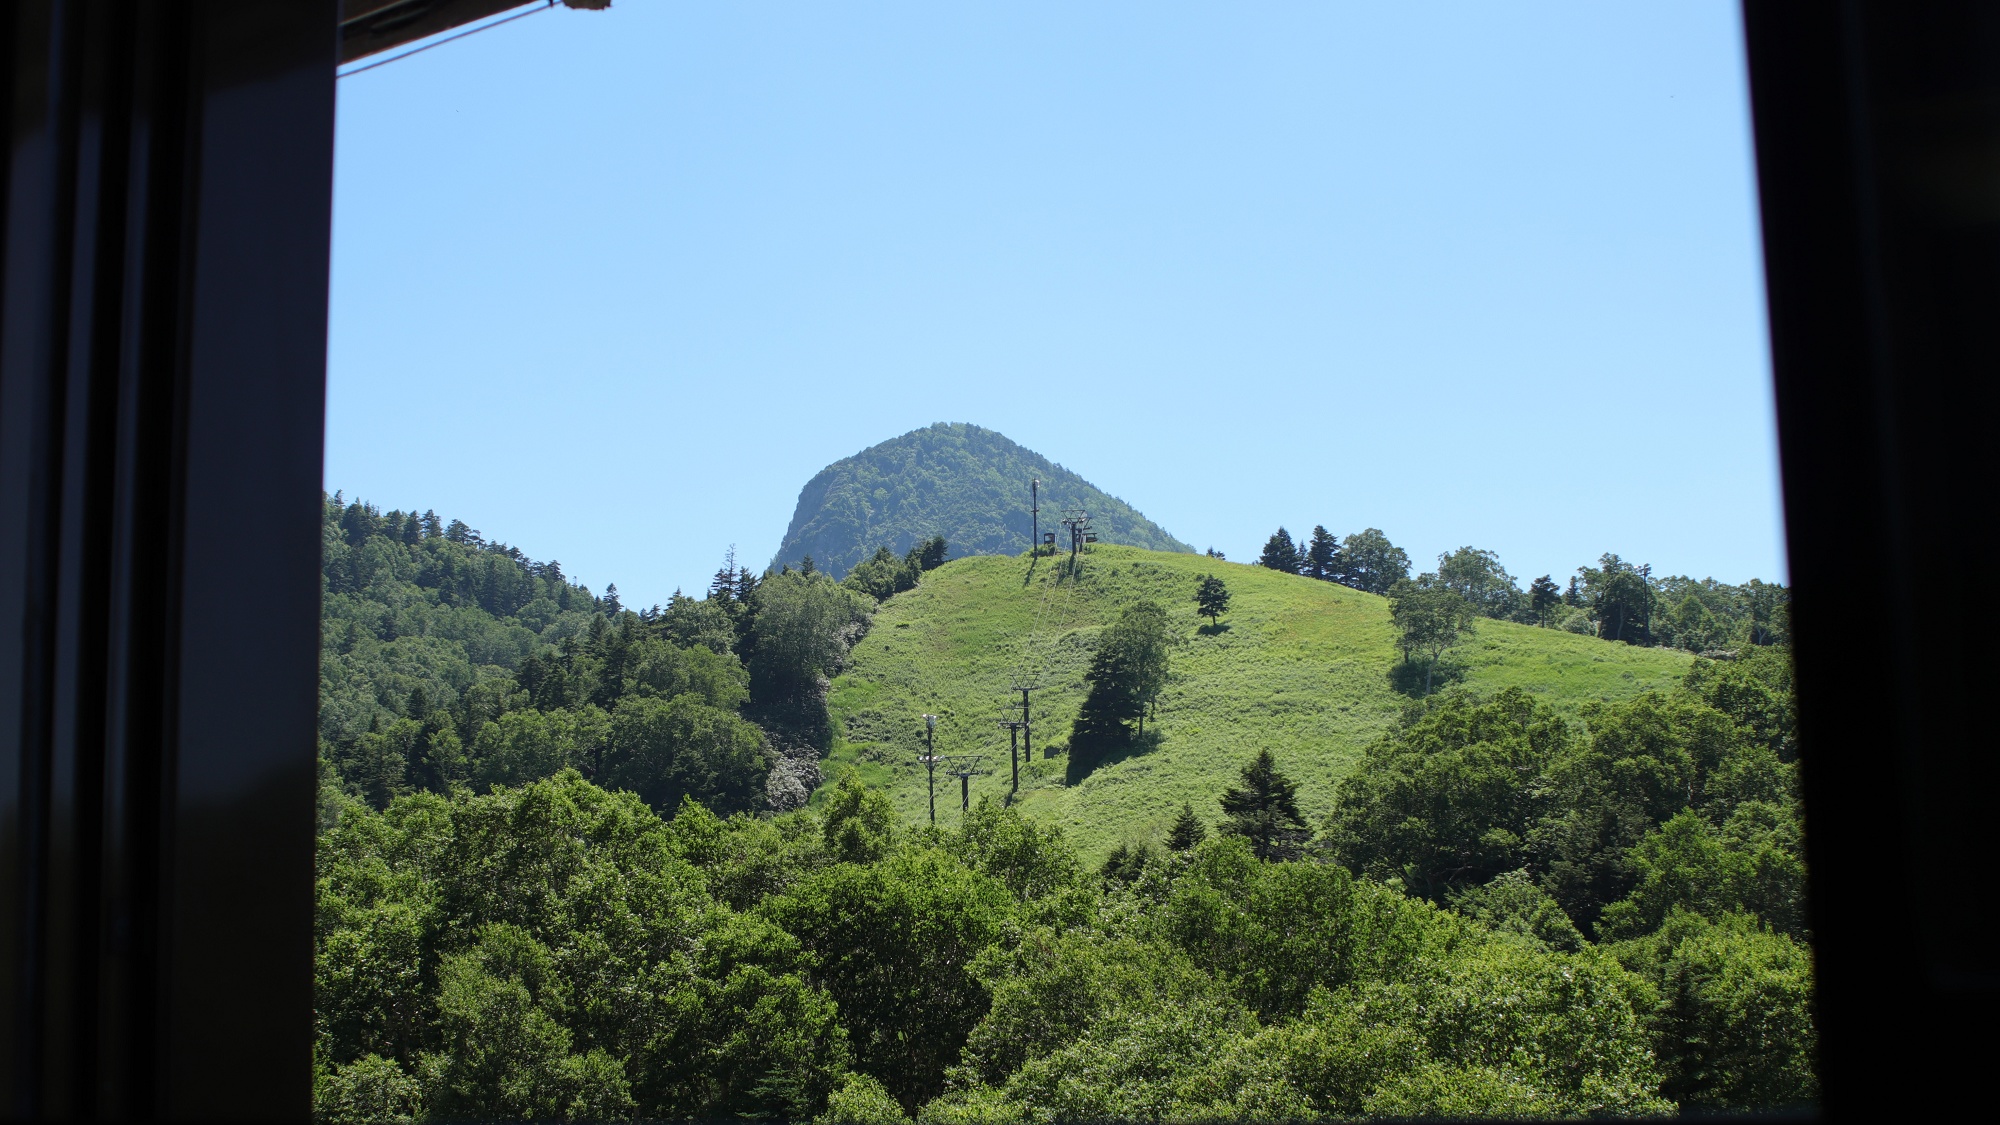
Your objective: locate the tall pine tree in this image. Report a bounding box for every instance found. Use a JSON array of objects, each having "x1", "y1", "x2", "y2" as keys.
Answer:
[
  {"x1": 1304, "y1": 525, "x2": 1339, "y2": 581},
  {"x1": 1219, "y1": 749, "x2": 1309, "y2": 860},
  {"x1": 1258, "y1": 528, "x2": 1301, "y2": 573}
]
